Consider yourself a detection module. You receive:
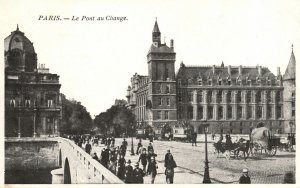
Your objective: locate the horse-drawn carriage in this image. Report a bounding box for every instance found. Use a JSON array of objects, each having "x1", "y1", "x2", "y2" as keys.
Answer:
[
  {"x1": 213, "y1": 125, "x2": 281, "y2": 160},
  {"x1": 249, "y1": 127, "x2": 280, "y2": 157}
]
